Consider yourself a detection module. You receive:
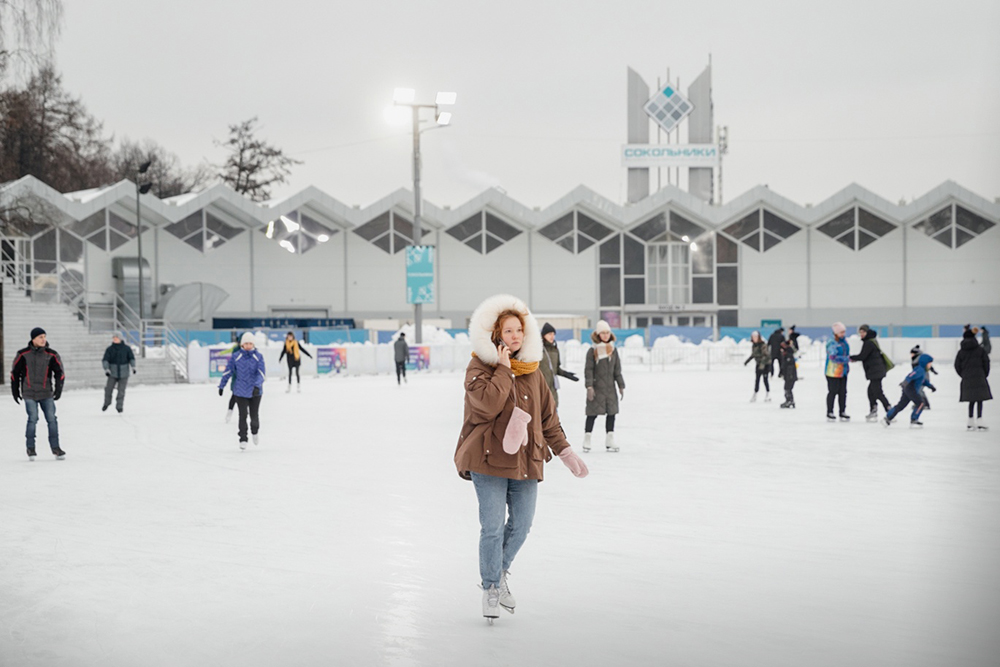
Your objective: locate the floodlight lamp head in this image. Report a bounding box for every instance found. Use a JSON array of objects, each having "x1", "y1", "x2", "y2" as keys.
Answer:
[
  {"x1": 393, "y1": 88, "x2": 415, "y2": 104},
  {"x1": 436, "y1": 111, "x2": 452, "y2": 126},
  {"x1": 139, "y1": 183, "x2": 153, "y2": 195},
  {"x1": 138, "y1": 160, "x2": 152, "y2": 174},
  {"x1": 435, "y1": 91, "x2": 457, "y2": 105}
]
